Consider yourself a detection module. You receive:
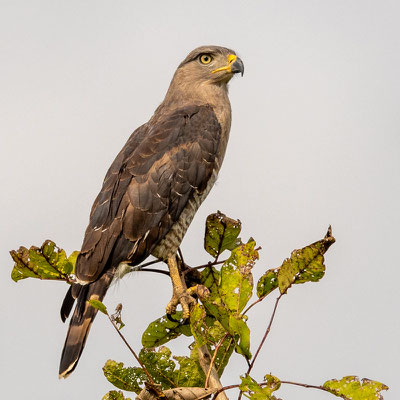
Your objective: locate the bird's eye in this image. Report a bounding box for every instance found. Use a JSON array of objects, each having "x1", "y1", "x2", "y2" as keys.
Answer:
[{"x1": 199, "y1": 54, "x2": 213, "y2": 65}]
